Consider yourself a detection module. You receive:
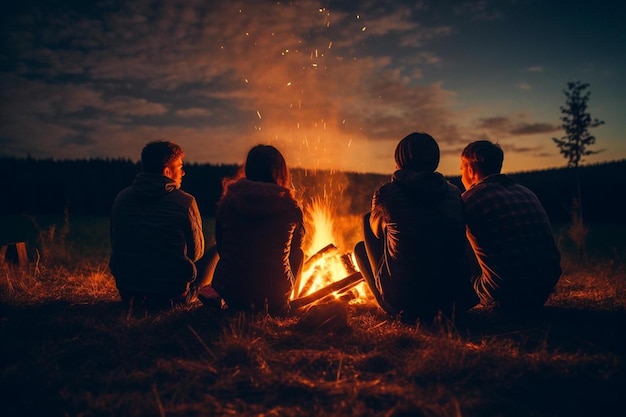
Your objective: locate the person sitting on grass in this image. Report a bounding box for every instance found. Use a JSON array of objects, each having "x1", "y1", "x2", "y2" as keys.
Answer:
[
  {"x1": 460, "y1": 140, "x2": 562, "y2": 312},
  {"x1": 209, "y1": 144, "x2": 305, "y2": 315},
  {"x1": 109, "y1": 140, "x2": 213, "y2": 310},
  {"x1": 353, "y1": 132, "x2": 479, "y2": 323}
]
